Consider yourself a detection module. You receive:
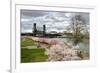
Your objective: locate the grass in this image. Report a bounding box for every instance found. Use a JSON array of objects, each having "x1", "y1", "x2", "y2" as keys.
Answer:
[
  {"x1": 21, "y1": 48, "x2": 48, "y2": 63},
  {"x1": 21, "y1": 38, "x2": 48, "y2": 63},
  {"x1": 21, "y1": 38, "x2": 35, "y2": 47}
]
